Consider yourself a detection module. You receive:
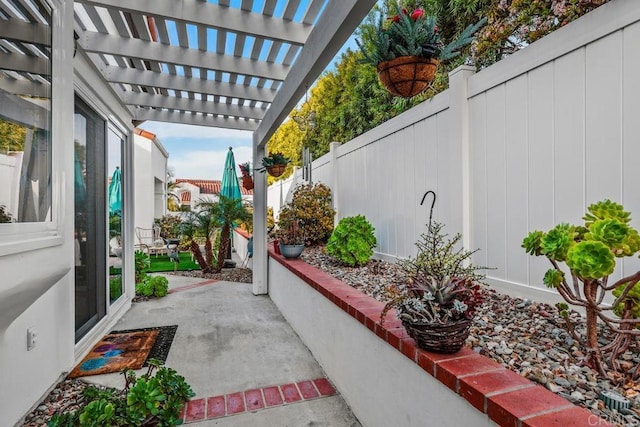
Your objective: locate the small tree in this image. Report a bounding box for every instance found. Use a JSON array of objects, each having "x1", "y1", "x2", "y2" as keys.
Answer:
[{"x1": 523, "y1": 200, "x2": 640, "y2": 378}]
